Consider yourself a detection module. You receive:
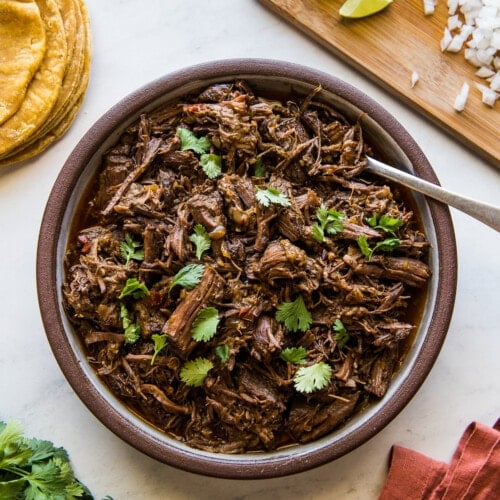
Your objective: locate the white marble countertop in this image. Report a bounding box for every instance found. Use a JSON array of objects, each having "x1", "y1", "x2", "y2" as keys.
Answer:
[{"x1": 1, "y1": 1, "x2": 499, "y2": 498}]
